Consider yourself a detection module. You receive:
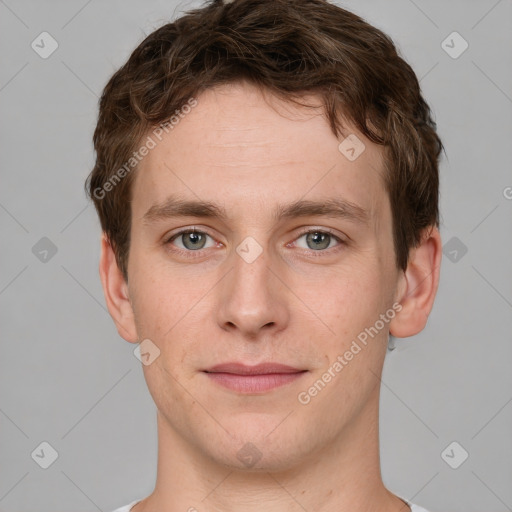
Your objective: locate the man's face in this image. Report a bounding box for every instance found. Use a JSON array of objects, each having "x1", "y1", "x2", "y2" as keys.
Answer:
[{"x1": 124, "y1": 81, "x2": 403, "y2": 470}]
